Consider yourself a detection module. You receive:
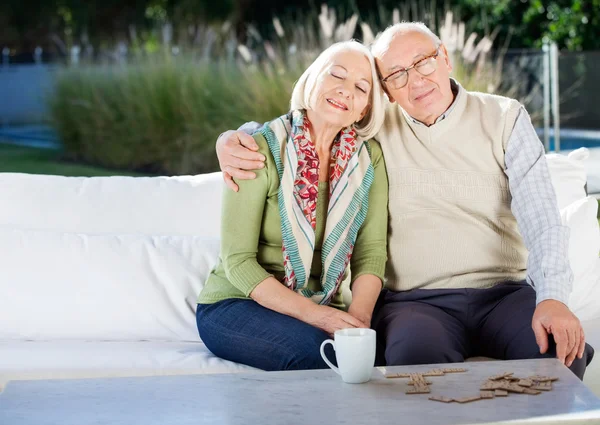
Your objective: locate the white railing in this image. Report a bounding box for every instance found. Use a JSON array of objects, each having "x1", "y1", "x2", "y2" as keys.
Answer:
[{"x1": 542, "y1": 41, "x2": 561, "y2": 152}]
